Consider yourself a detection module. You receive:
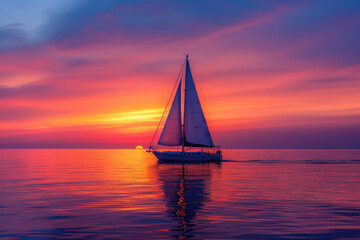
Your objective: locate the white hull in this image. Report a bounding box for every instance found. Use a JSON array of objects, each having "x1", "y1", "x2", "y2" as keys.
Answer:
[{"x1": 152, "y1": 151, "x2": 222, "y2": 162}]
